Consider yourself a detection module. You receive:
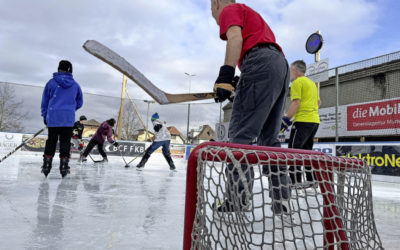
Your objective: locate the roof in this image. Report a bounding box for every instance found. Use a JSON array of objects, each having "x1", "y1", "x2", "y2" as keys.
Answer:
[
  {"x1": 167, "y1": 126, "x2": 181, "y2": 135},
  {"x1": 193, "y1": 125, "x2": 215, "y2": 140},
  {"x1": 86, "y1": 119, "x2": 101, "y2": 126}
]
